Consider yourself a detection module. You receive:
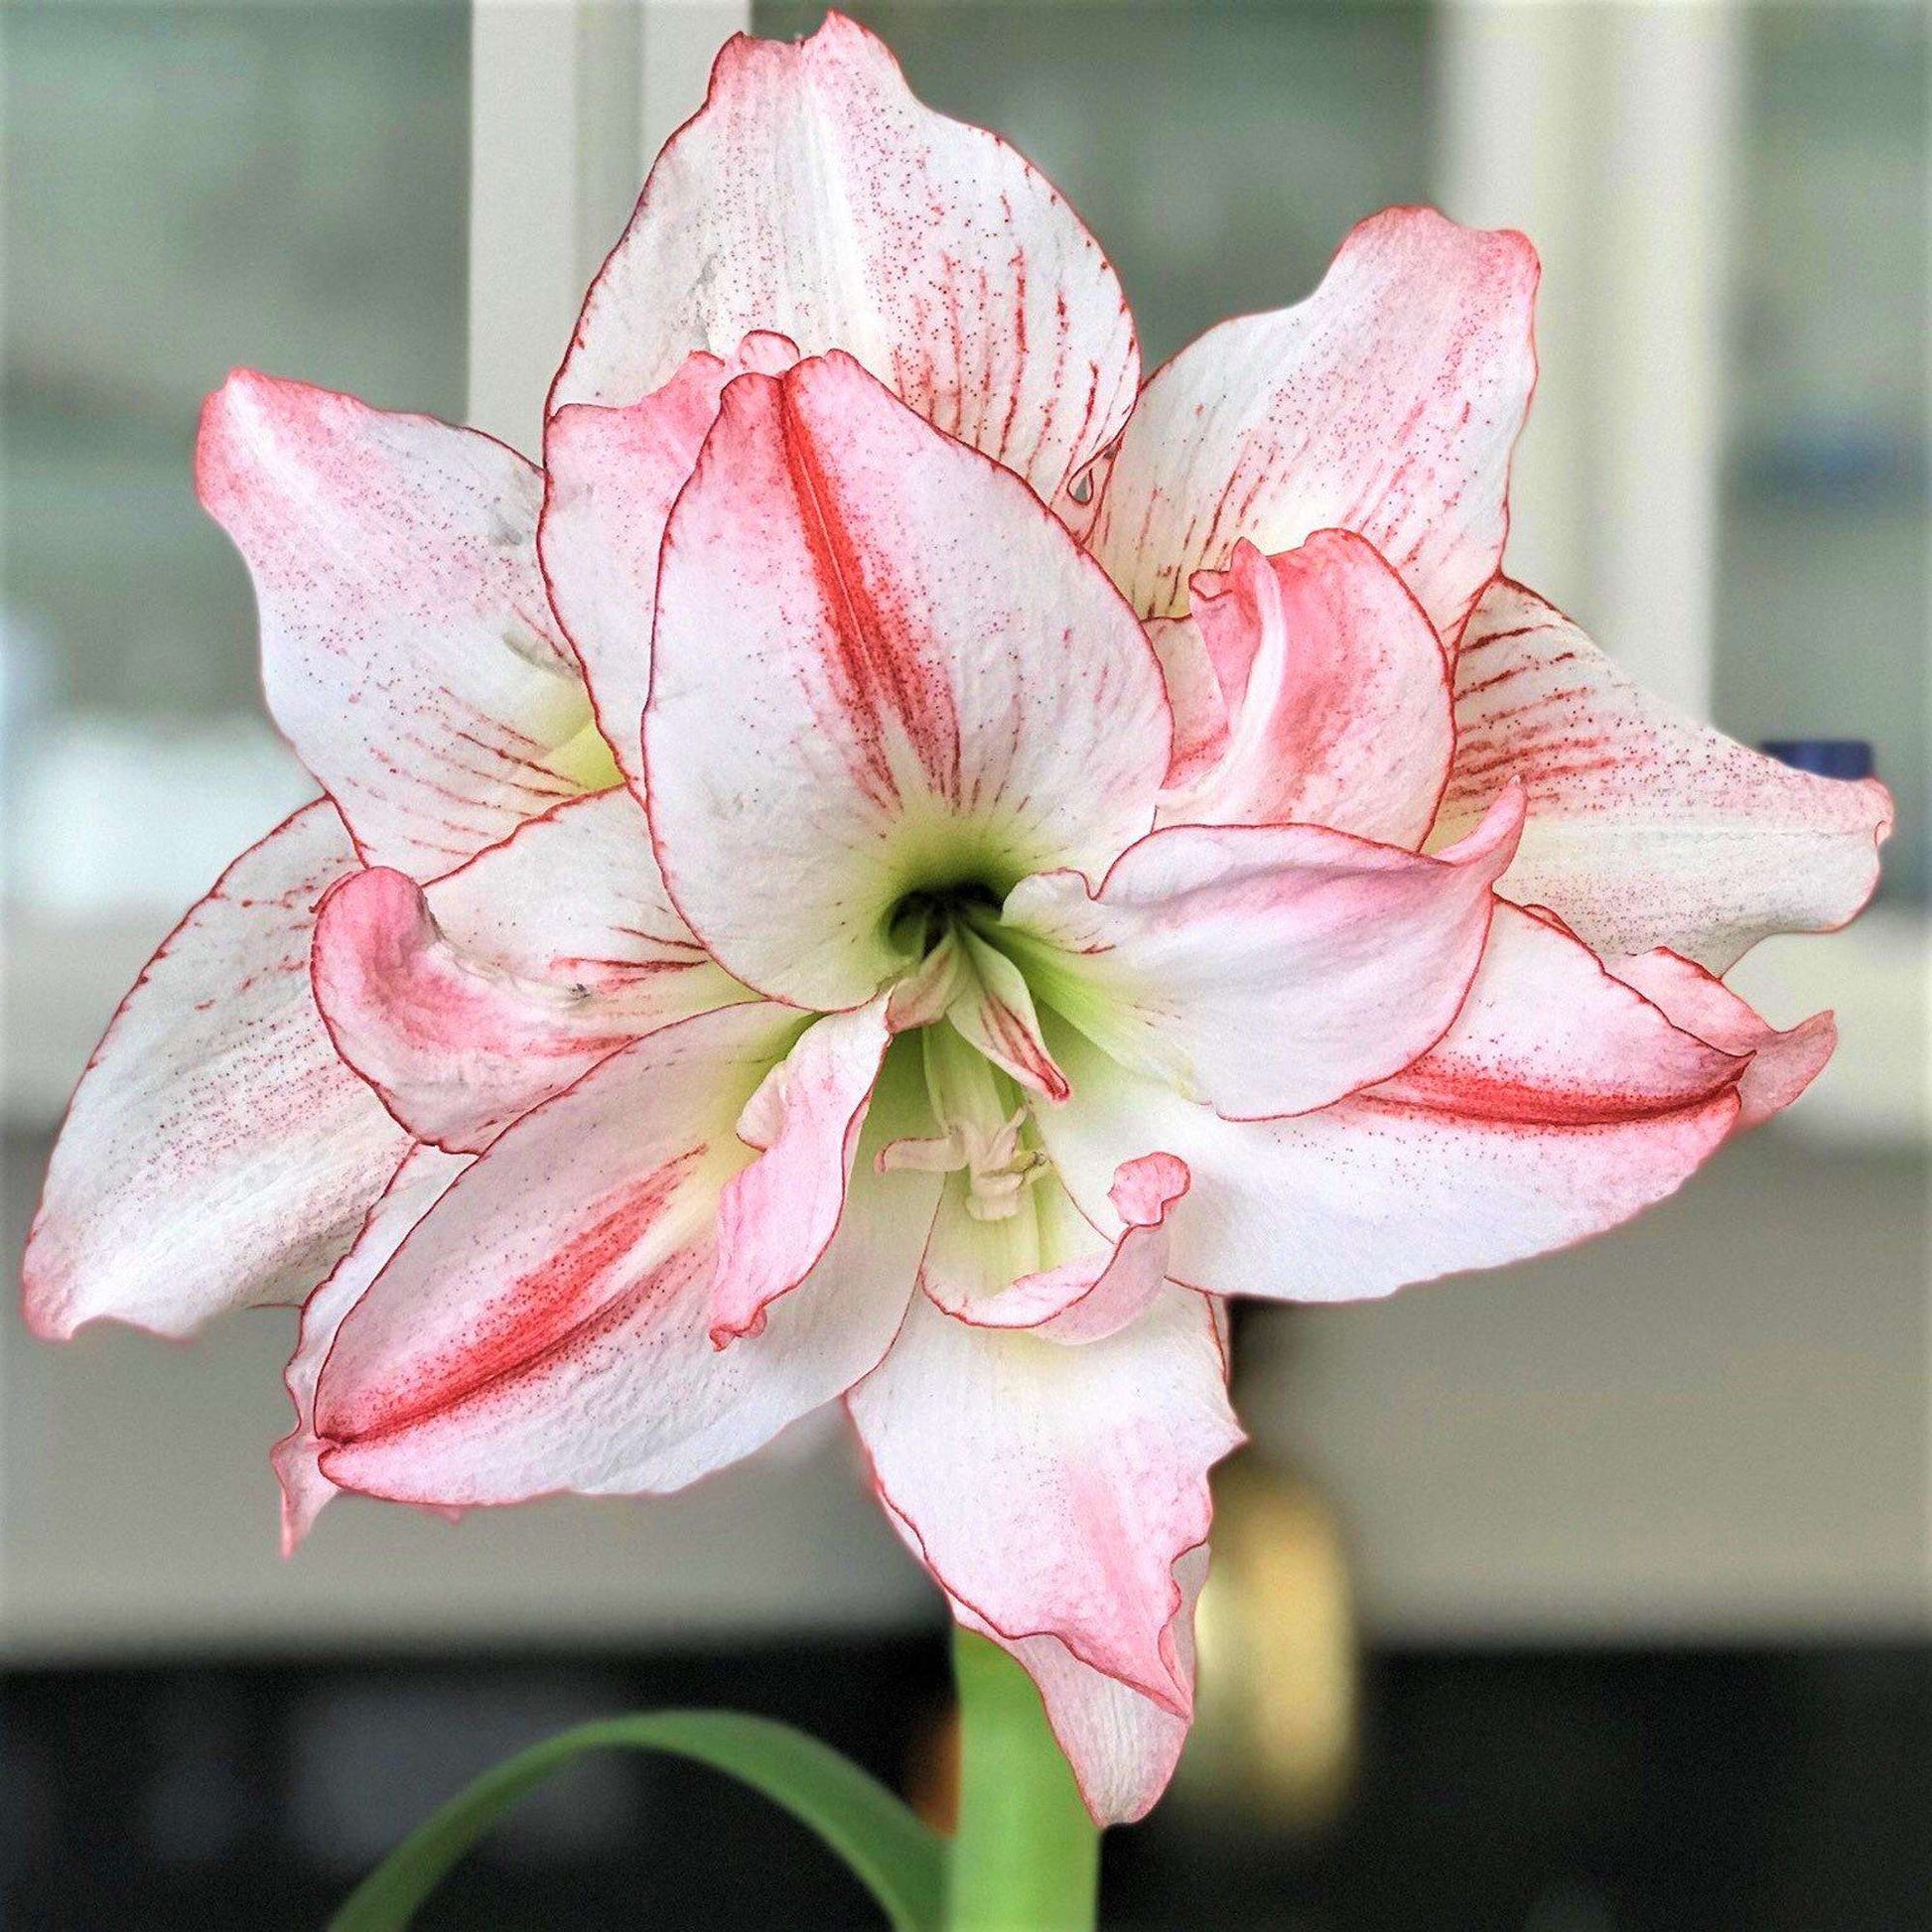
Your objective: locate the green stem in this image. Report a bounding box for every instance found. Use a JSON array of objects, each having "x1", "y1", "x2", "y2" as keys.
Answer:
[{"x1": 946, "y1": 1629, "x2": 1101, "y2": 1931}]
